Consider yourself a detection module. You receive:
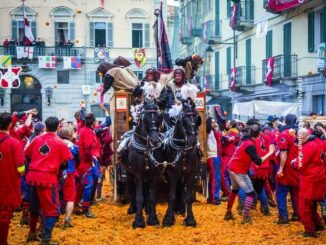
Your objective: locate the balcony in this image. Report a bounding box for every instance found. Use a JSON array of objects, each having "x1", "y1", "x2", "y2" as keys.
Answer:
[
  {"x1": 233, "y1": 0, "x2": 254, "y2": 31},
  {"x1": 180, "y1": 28, "x2": 193, "y2": 45},
  {"x1": 0, "y1": 45, "x2": 86, "y2": 60},
  {"x1": 263, "y1": 0, "x2": 309, "y2": 14},
  {"x1": 202, "y1": 20, "x2": 221, "y2": 44},
  {"x1": 229, "y1": 66, "x2": 255, "y2": 92},
  {"x1": 262, "y1": 54, "x2": 298, "y2": 83}
]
